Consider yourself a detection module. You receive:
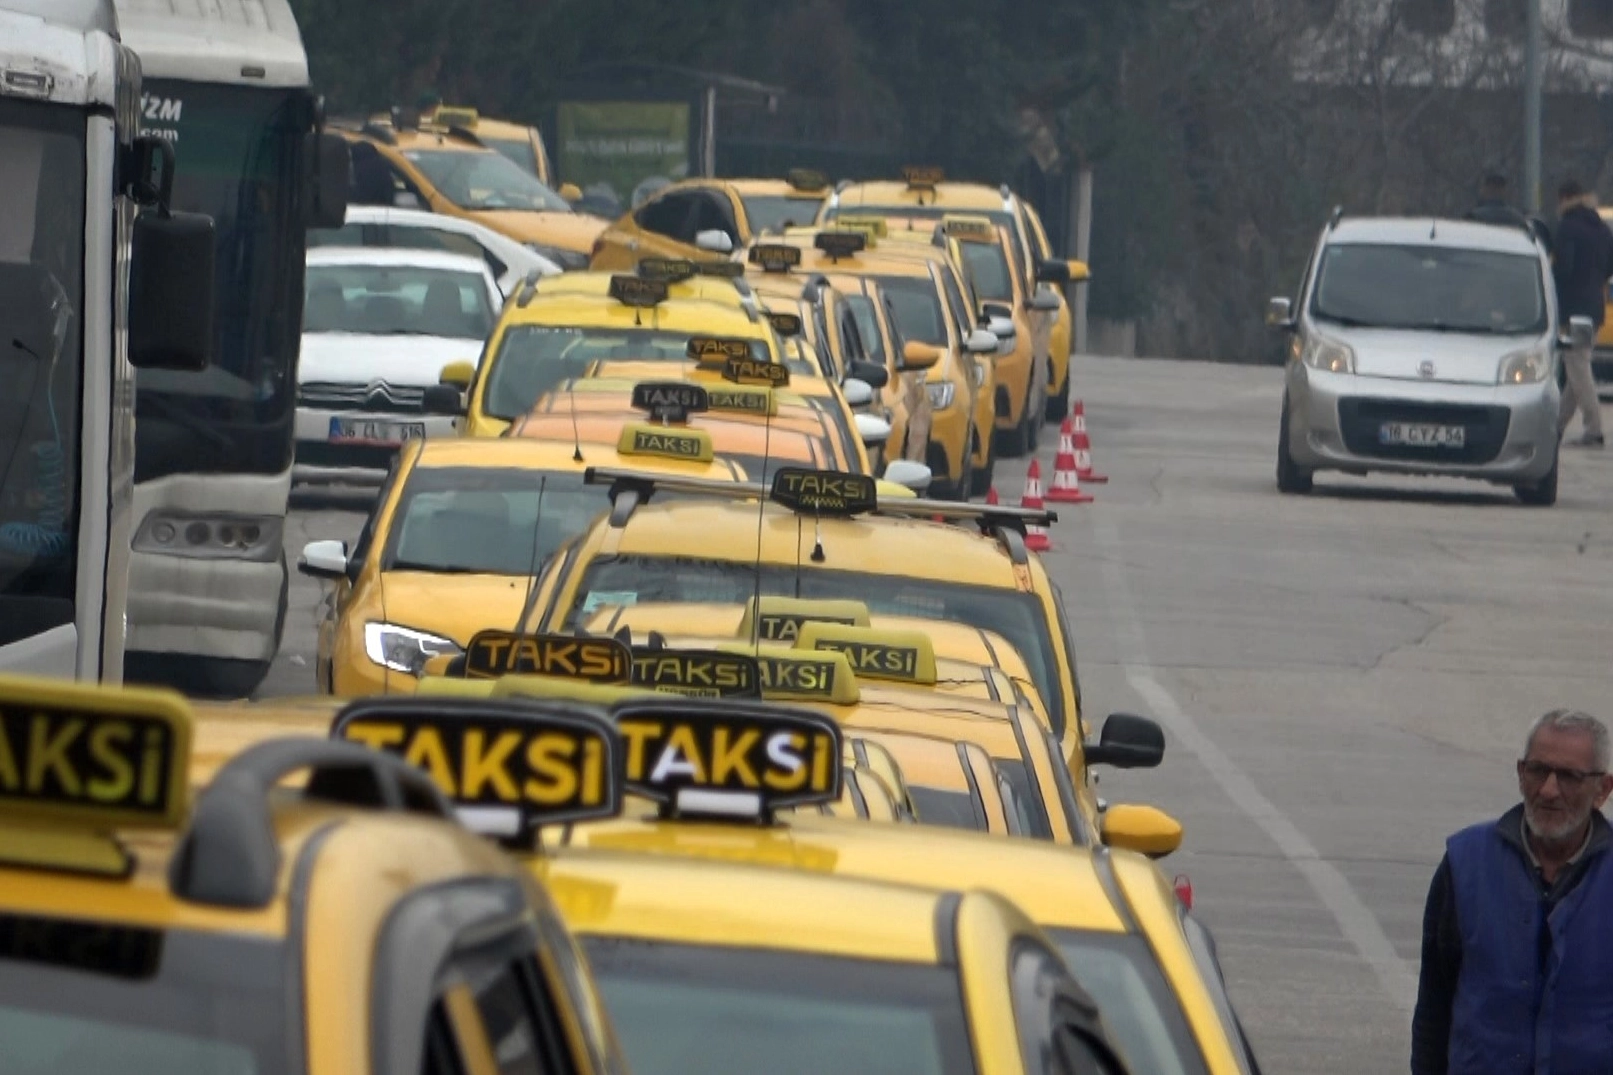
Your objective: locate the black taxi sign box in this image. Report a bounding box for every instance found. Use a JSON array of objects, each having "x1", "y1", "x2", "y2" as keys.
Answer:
[
  {"x1": 694, "y1": 260, "x2": 745, "y2": 279},
  {"x1": 813, "y1": 230, "x2": 866, "y2": 259},
  {"x1": 630, "y1": 380, "x2": 709, "y2": 423},
  {"x1": 903, "y1": 165, "x2": 945, "y2": 187},
  {"x1": 630, "y1": 648, "x2": 761, "y2": 699},
  {"x1": 609, "y1": 275, "x2": 670, "y2": 308},
  {"x1": 705, "y1": 385, "x2": 775, "y2": 416},
  {"x1": 740, "y1": 596, "x2": 871, "y2": 644},
  {"x1": 462, "y1": 630, "x2": 632, "y2": 682},
  {"x1": 765, "y1": 311, "x2": 803, "y2": 338},
  {"x1": 332, "y1": 697, "x2": 624, "y2": 836},
  {"x1": 770, "y1": 467, "x2": 878, "y2": 517},
  {"x1": 942, "y1": 217, "x2": 994, "y2": 241},
  {"x1": 723, "y1": 355, "x2": 791, "y2": 388},
  {"x1": 749, "y1": 244, "x2": 802, "y2": 273},
  {"x1": 787, "y1": 167, "x2": 830, "y2": 192},
  {"x1": 687, "y1": 336, "x2": 752, "y2": 364},
  {"x1": 614, "y1": 698, "x2": 843, "y2": 818},
  {"x1": 636, "y1": 257, "x2": 698, "y2": 283}
]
